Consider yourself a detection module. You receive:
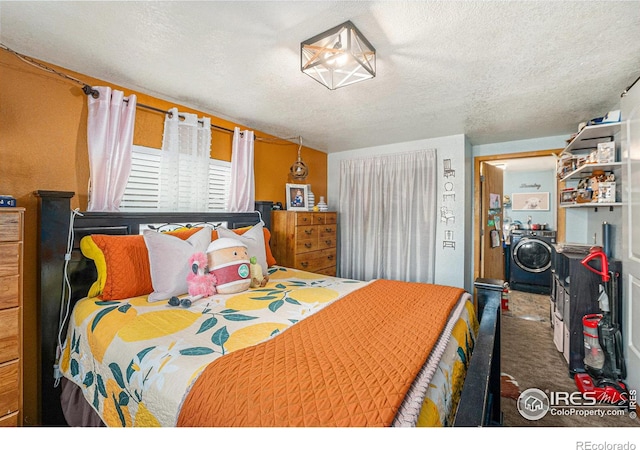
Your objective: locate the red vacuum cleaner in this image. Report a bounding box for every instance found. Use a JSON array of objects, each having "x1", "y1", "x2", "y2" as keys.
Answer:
[{"x1": 574, "y1": 247, "x2": 628, "y2": 406}]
